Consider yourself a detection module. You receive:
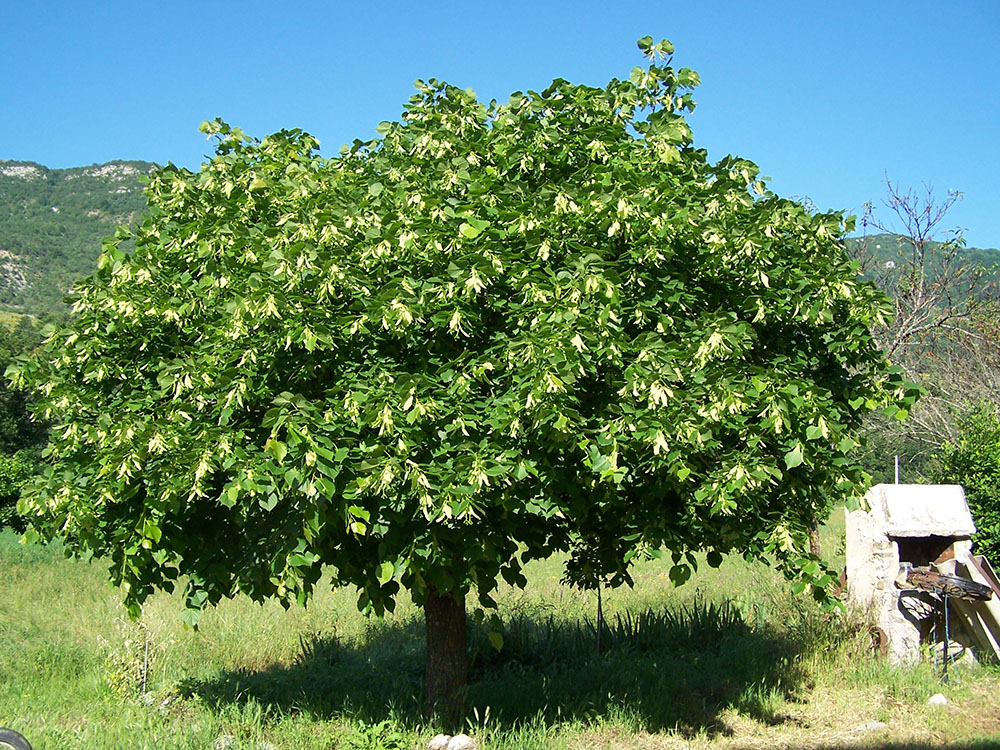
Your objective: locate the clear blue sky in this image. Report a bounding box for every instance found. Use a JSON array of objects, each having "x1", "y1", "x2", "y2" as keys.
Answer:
[{"x1": 3, "y1": 0, "x2": 998, "y2": 248}]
